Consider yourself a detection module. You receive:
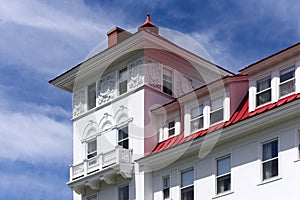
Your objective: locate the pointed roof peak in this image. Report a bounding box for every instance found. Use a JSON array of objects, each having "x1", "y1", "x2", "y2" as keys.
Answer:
[{"x1": 138, "y1": 13, "x2": 158, "y2": 34}]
